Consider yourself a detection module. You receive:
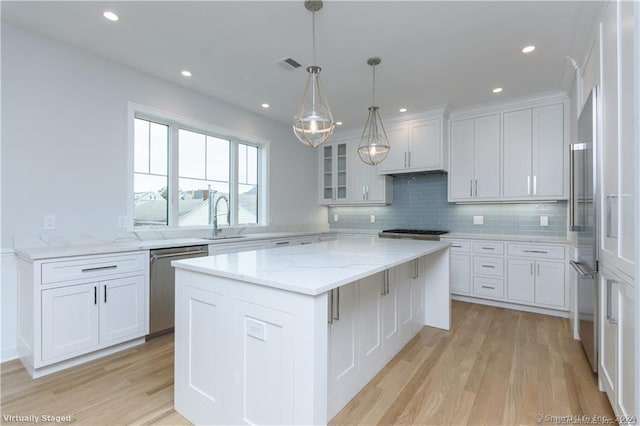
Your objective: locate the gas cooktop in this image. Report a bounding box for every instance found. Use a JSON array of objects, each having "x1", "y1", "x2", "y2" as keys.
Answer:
[{"x1": 378, "y1": 229, "x2": 449, "y2": 241}]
